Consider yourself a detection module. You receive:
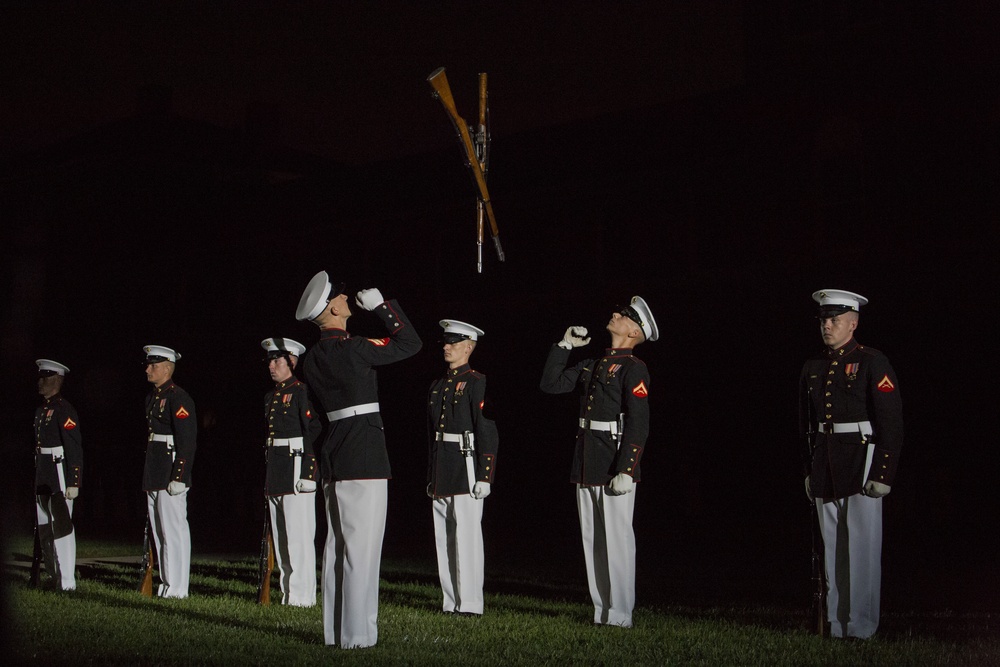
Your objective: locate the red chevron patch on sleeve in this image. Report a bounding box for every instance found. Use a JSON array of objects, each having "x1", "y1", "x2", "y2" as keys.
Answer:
[
  {"x1": 175, "y1": 406, "x2": 190, "y2": 419},
  {"x1": 367, "y1": 337, "x2": 390, "y2": 346},
  {"x1": 877, "y1": 375, "x2": 895, "y2": 392},
  {"x1": 62, "y1": 417, "x2": 77, "y2": 430},
  {"x1": 632, "y1": 381, "x2": 649, "y2": 397}
]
